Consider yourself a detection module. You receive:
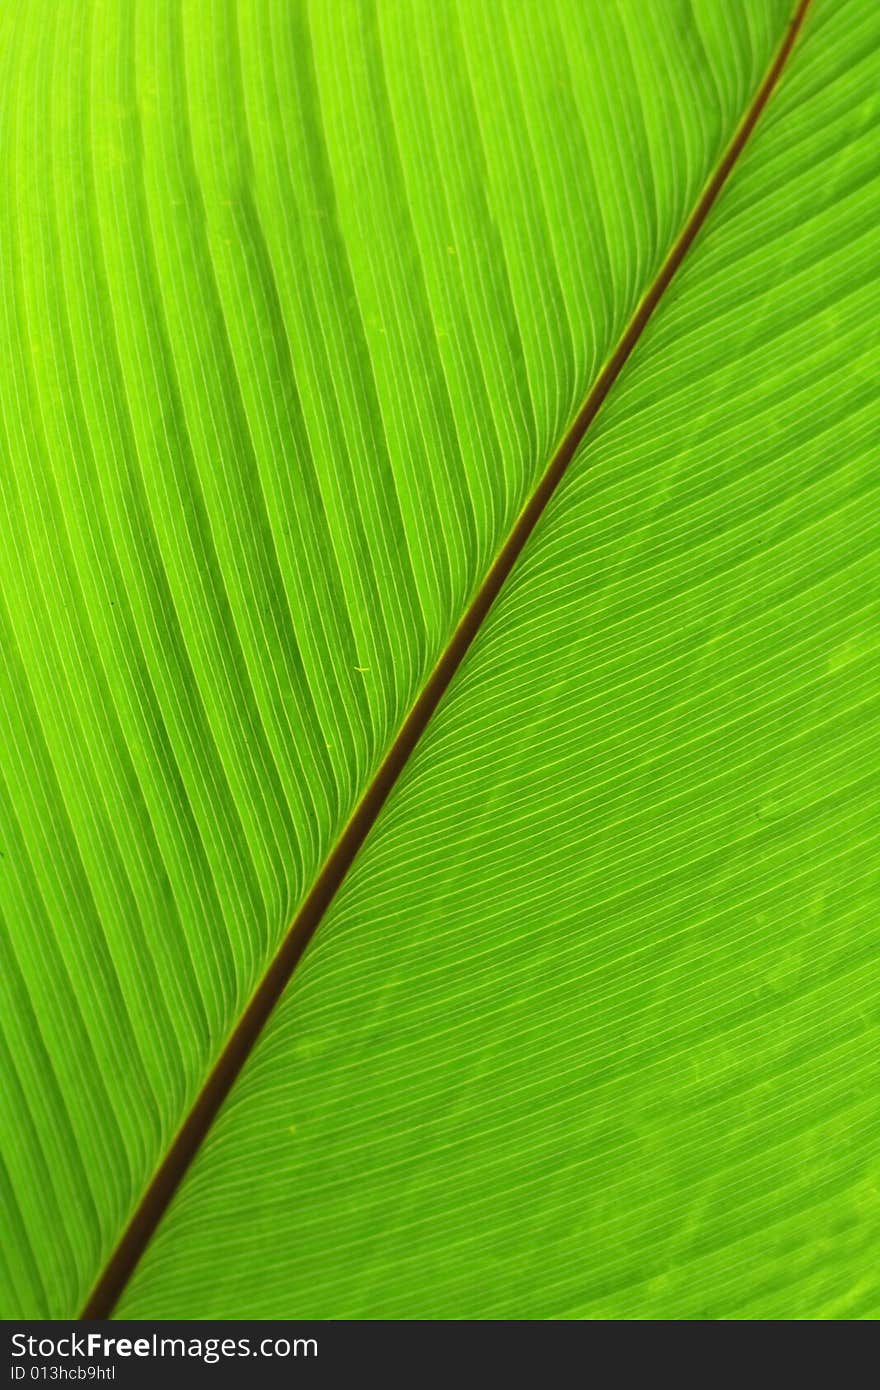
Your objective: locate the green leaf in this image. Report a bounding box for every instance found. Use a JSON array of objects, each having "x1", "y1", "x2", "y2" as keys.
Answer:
[{"x1": 1, "y1": 0, "x2": 876, "y2": 1322}]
